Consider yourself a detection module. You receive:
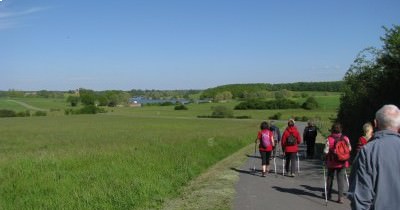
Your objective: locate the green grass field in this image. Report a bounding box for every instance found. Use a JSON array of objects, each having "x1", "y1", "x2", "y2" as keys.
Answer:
[
  {"x1": 0, "y1": 114, "x2": 257, "y2": 209},
  {"x1": 0, "y1": 93, "x2": 340, "y2": 209}
]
